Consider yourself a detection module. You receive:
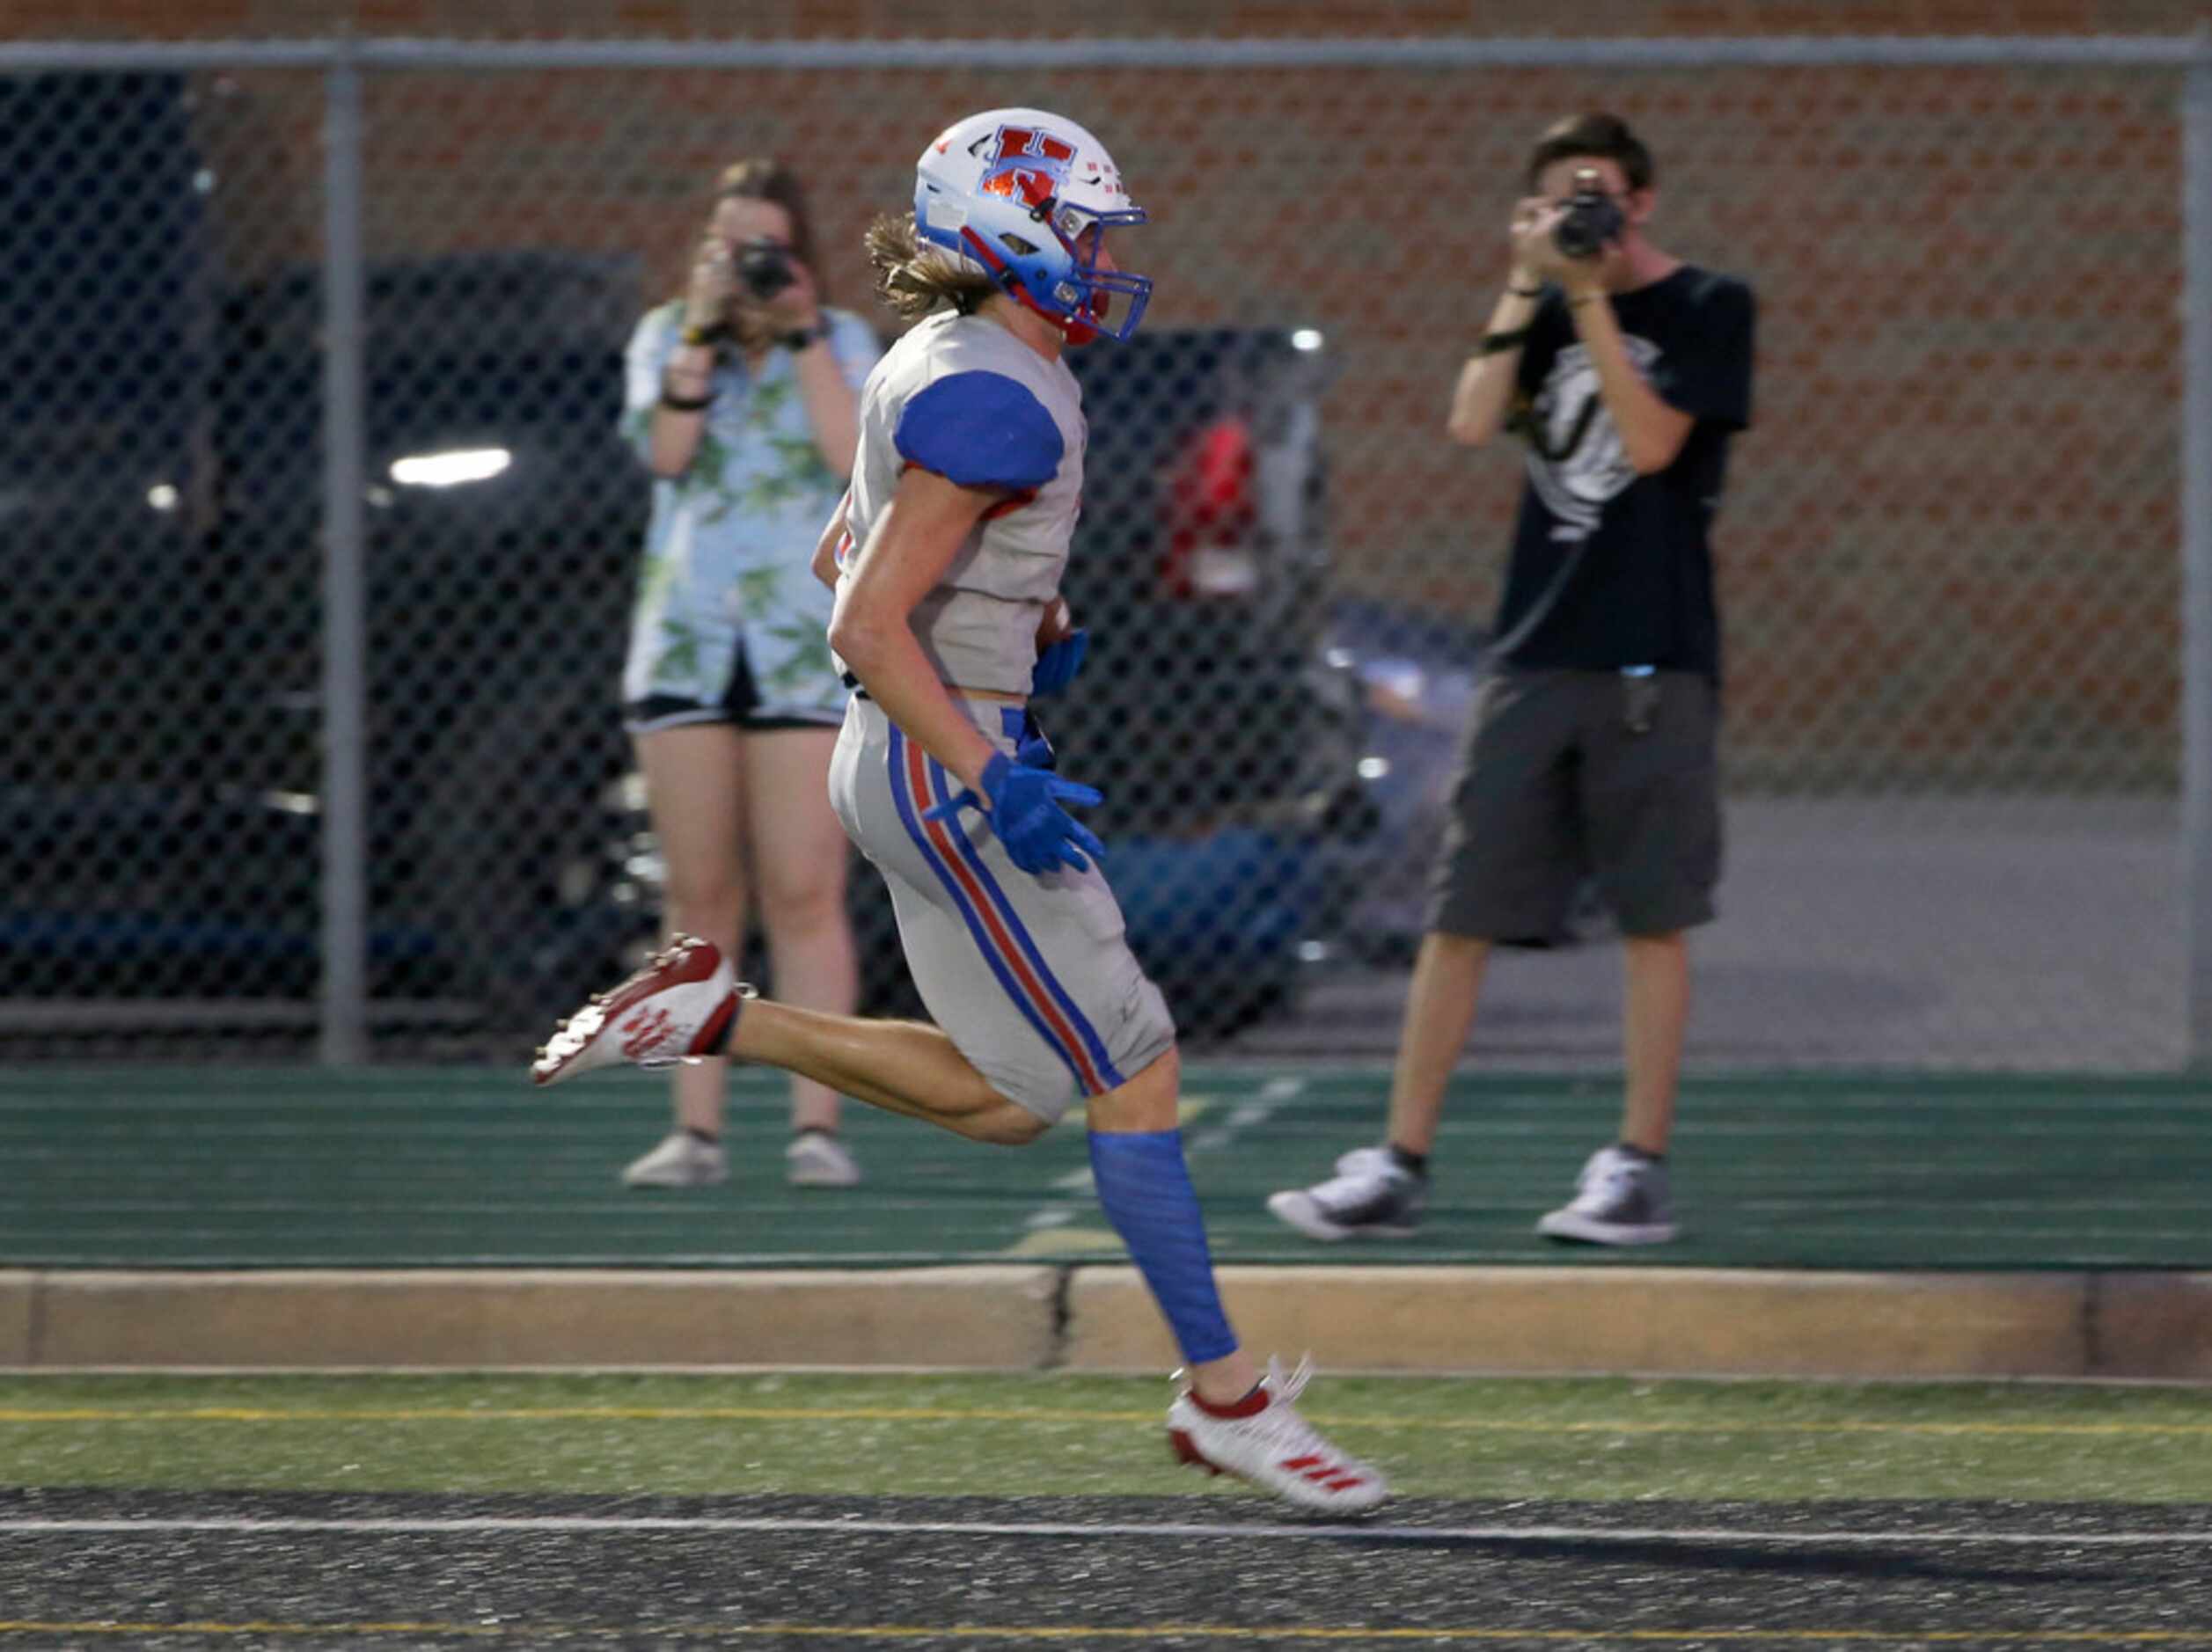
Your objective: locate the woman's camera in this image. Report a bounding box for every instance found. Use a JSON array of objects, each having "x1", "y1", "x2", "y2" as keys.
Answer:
[
  {"x1": 736, "y1": 238, "x2": 797, "y2": 301},
  {"x1": 1552, "y1": 166, "x2": 1625, "y2": 261}
]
